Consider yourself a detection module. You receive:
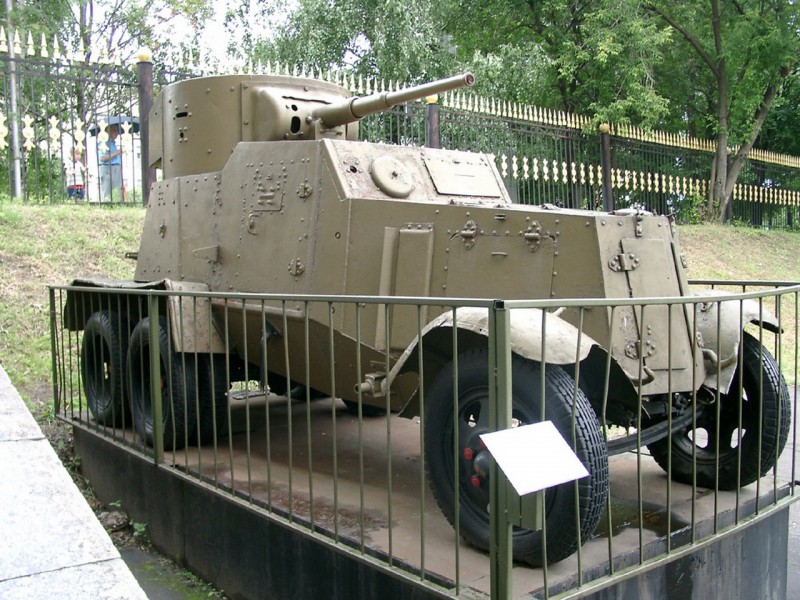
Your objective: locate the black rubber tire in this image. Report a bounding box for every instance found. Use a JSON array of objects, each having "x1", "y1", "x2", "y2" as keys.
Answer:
[
  {"x1": 127, "y1": 316, "x2": 196, "y2": 450},
  {"x1": 424, "y1": 348, "x2": 609, "y2": 566},
  {"x1": 648, "y1": 332, "x2": 791, "y2": 489},
  {"x1": 194, "y1": 354, "x2": 229, "y2": 445},
  {"x1": 81, "y1": 310, "x2": 128, "y2": 425}
]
